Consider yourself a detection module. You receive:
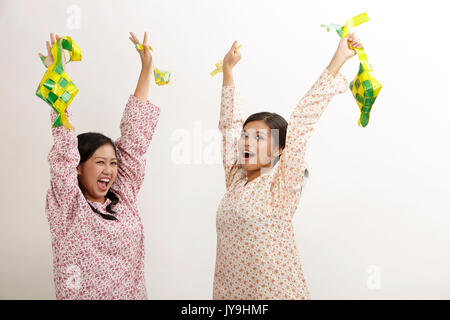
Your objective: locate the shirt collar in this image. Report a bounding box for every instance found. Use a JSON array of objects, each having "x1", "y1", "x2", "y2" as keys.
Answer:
[{"x1": 86, "y1": 197, "x2": 112, "y2": 210}]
